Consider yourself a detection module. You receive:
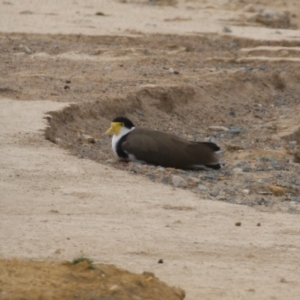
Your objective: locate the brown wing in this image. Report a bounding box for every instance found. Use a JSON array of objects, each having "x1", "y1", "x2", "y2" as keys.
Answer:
[{"x1": 122, "y1": 128, "x2": 220, "y2": 169}]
